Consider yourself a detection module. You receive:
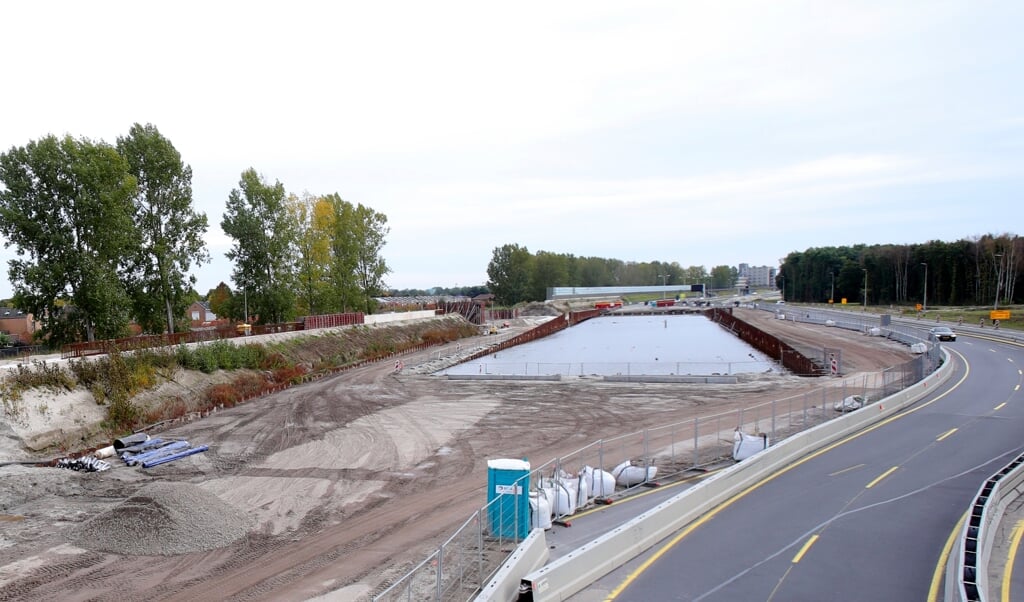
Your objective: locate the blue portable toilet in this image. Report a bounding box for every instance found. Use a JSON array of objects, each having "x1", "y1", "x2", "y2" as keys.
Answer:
[{"x1": 487, "y1": 458, "x2": 530, "y2": 539}]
